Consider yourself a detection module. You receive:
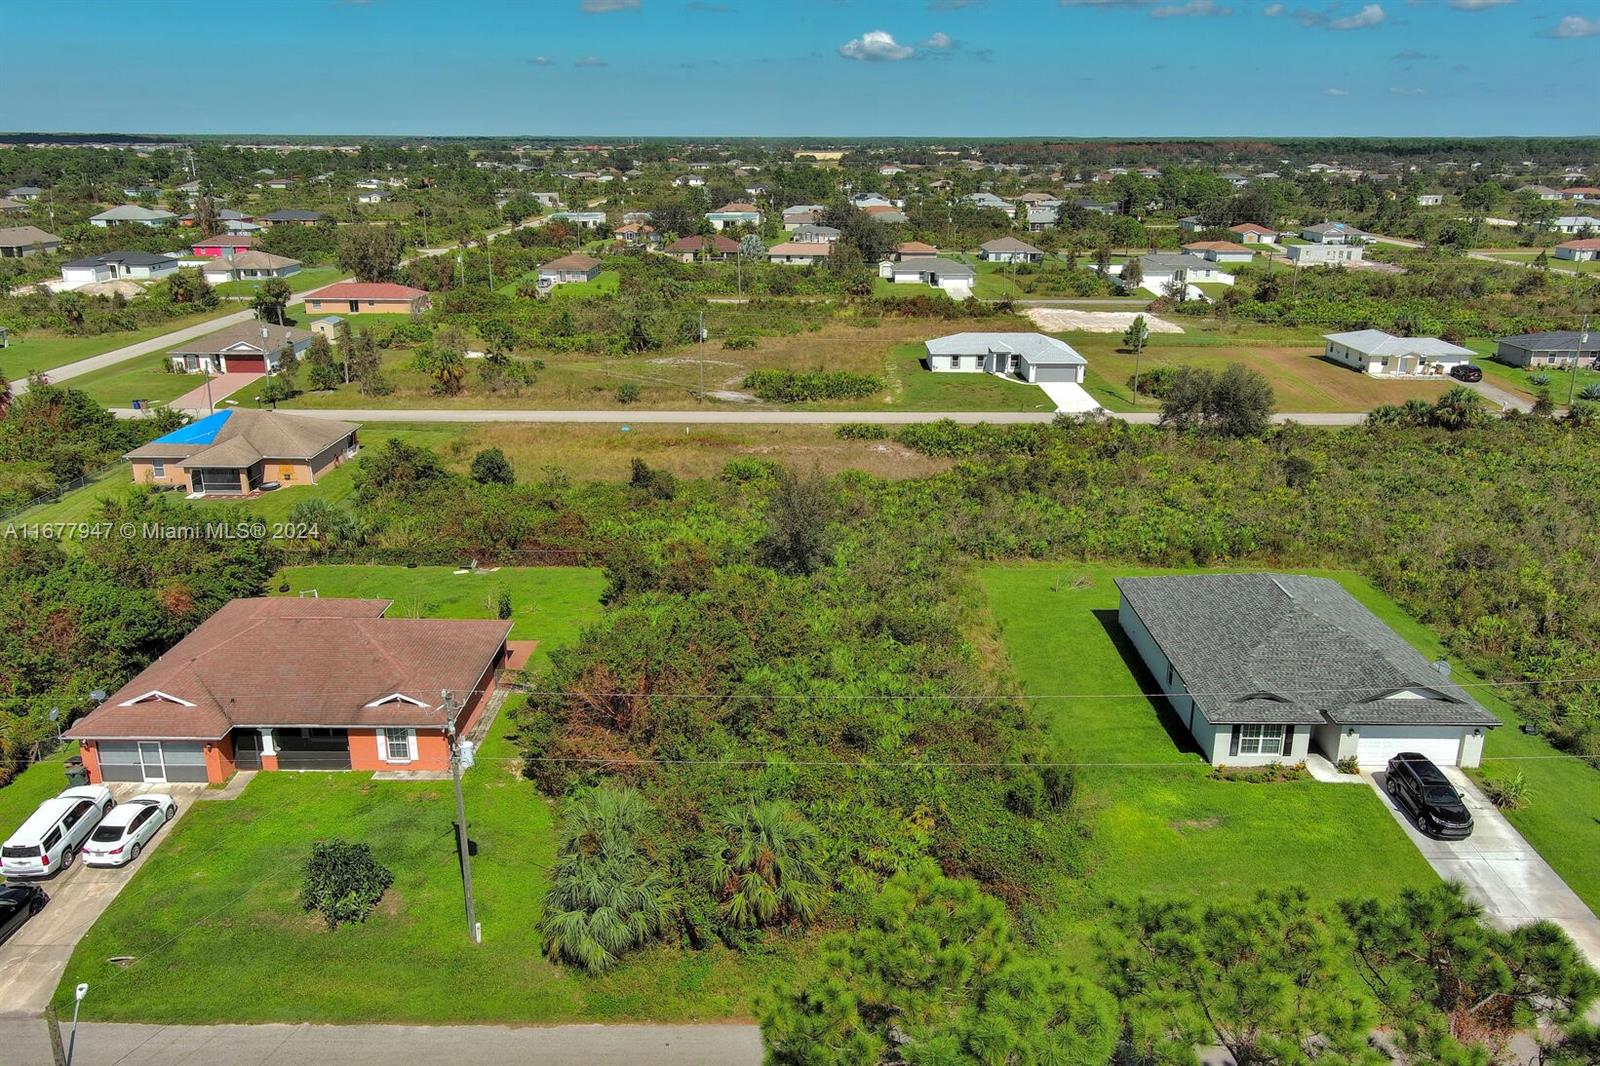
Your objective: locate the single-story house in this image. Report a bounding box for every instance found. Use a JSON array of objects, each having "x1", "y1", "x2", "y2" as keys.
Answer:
[
  {"x1": 124, "y1": 408, "x2": 356, "y2": 496},
  {"x1": 6, "y1": 186, "x2": 42, "y2": 201},
  {"x1": 191, "y1": 235, "x2": 256, "y2": 258},
  {"x1": 1182, "y1": 240, "x2": 1255, "y2": 264},
  {"x1": 89, "y1": 204, "x2": 177, "y2": 228},
  {"x1": 790, "y1": 223, "x2": 840, "y2": 244},
  {"x1": 963, "y1": 192, "x2": 1013, "y2": 213},
  {"x1": 1554, "y1": 238, "x2": 1600, "y2": 262},
  {"x1": 1517, "y1": 185, "x2": 1562, "y2": 201},
  {"x1": 1026, "y1": 207, "x2": 1060, "y2": 232},
  {"x1": 1551, "y1": 216, "x2": 1600, "y2": 235},
  {"x1": 865, "y1": 206, "x2": 909, "y2": 224},
  {"x1": 1178, "y1": 215, "x2": 1207, "y2": 234},
  {"x1": 537, "y1": 253, "x2": 603, "y2": 287},
  {"x1": 0, "y1": 196, "x2": 26, "y2": 214},
  {"x1": 662, "y1": 234, "x2": 739, "y2": 262},
  {"x1": 1229, "y1": 223, "x2": 1278, "y2": 244},
  {"x1": 1116, "y1": 573, "x2": 1500, "y2": 768},
  {"x1": 924, "y1": 331, "x2": 1086, "y2": 383},
  {"x1": 782, "y1": 205, "x2": 825, "y2": 229},
  {"x1": 1300, "y1": 221, "x2": 1369, "y2": 244},
  {"x1": 169, "y1": 321, "x2": 312, "y2": 375},
  {"x1": 0, "y1": 225, "x2": 62, "y2": 258},
  {"x1": 546, "y1": 210, "x2": 606, "y2": 228},
  {"x1": 60, "y1": 251, "x2": 179, "y2": 286},
  {"x1": 1493, "y1": 330, "x2": 1600, "y2": 368},
  {"x1": 706, "y1": 202, "x2": 762, "y2": 231},
  {"x1": 304, "y1": 281, "x2": 431, "y2": 316},
  {"x1": 1560, "y1": 187, "x2": 1600, "y2": 202},
  {"x1": 1322, "y1": 330, "x2": 1473, "y2": 376},
  {"x1": 1287, "y1": 242, "x2": 1365, "y2": 266},
  {"x1": 261, "y1": 178, "x2": 294, "y2": 190},
  {"x1": 200, "y1": 251, "x2": 302, "y2": 284},
  {"x1": 122, "y1": 184, "x2": 161, "y2": 198},
  {"x1": 1133, "y1": 253, "x2": 1235, "y2": 293},
  {"x1": 879, "y1": 256, "x2": 976, "y2": 293},
  {"x1": 180, "y1": 208, "x2": 253, "y2": 229},
  {"x1": 356, "y1": 190, "x2": 390, "y2": 205},
  {"x1": 766, "y1": 241, "x2": 830, "y2": 266},
  {"x1": 614, "y1": 222, "x2": 657, "y2": 245},
  {"x1": 63, "y1": 596, "x2": 510, "y2": 784},
  {"x1": 1416, "y1": 193, "x2": 1444, "y2": 207},
  {"x1": 978, "y1": 237, "x2": 1045, "y2": 264},
  {"x1": 259, "y1": 209, "x2": 325, "y2": 226},
  {"x1": 897, "y1": 241, "x2": 938, "y2": 259}
]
